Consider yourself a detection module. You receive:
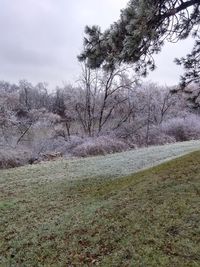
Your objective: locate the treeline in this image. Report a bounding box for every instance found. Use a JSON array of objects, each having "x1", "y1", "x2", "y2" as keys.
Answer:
[{"x1": 0, "y1": 66, "x2": 200, "y2": 168}]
